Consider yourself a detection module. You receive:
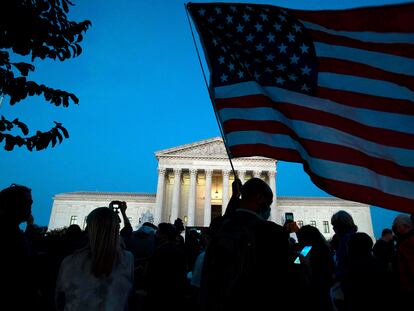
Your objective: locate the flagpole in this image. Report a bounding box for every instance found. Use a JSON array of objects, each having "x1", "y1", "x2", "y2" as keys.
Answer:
[{"x1": 184, "y1": 3, "x2": 238, "y2": 179}]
